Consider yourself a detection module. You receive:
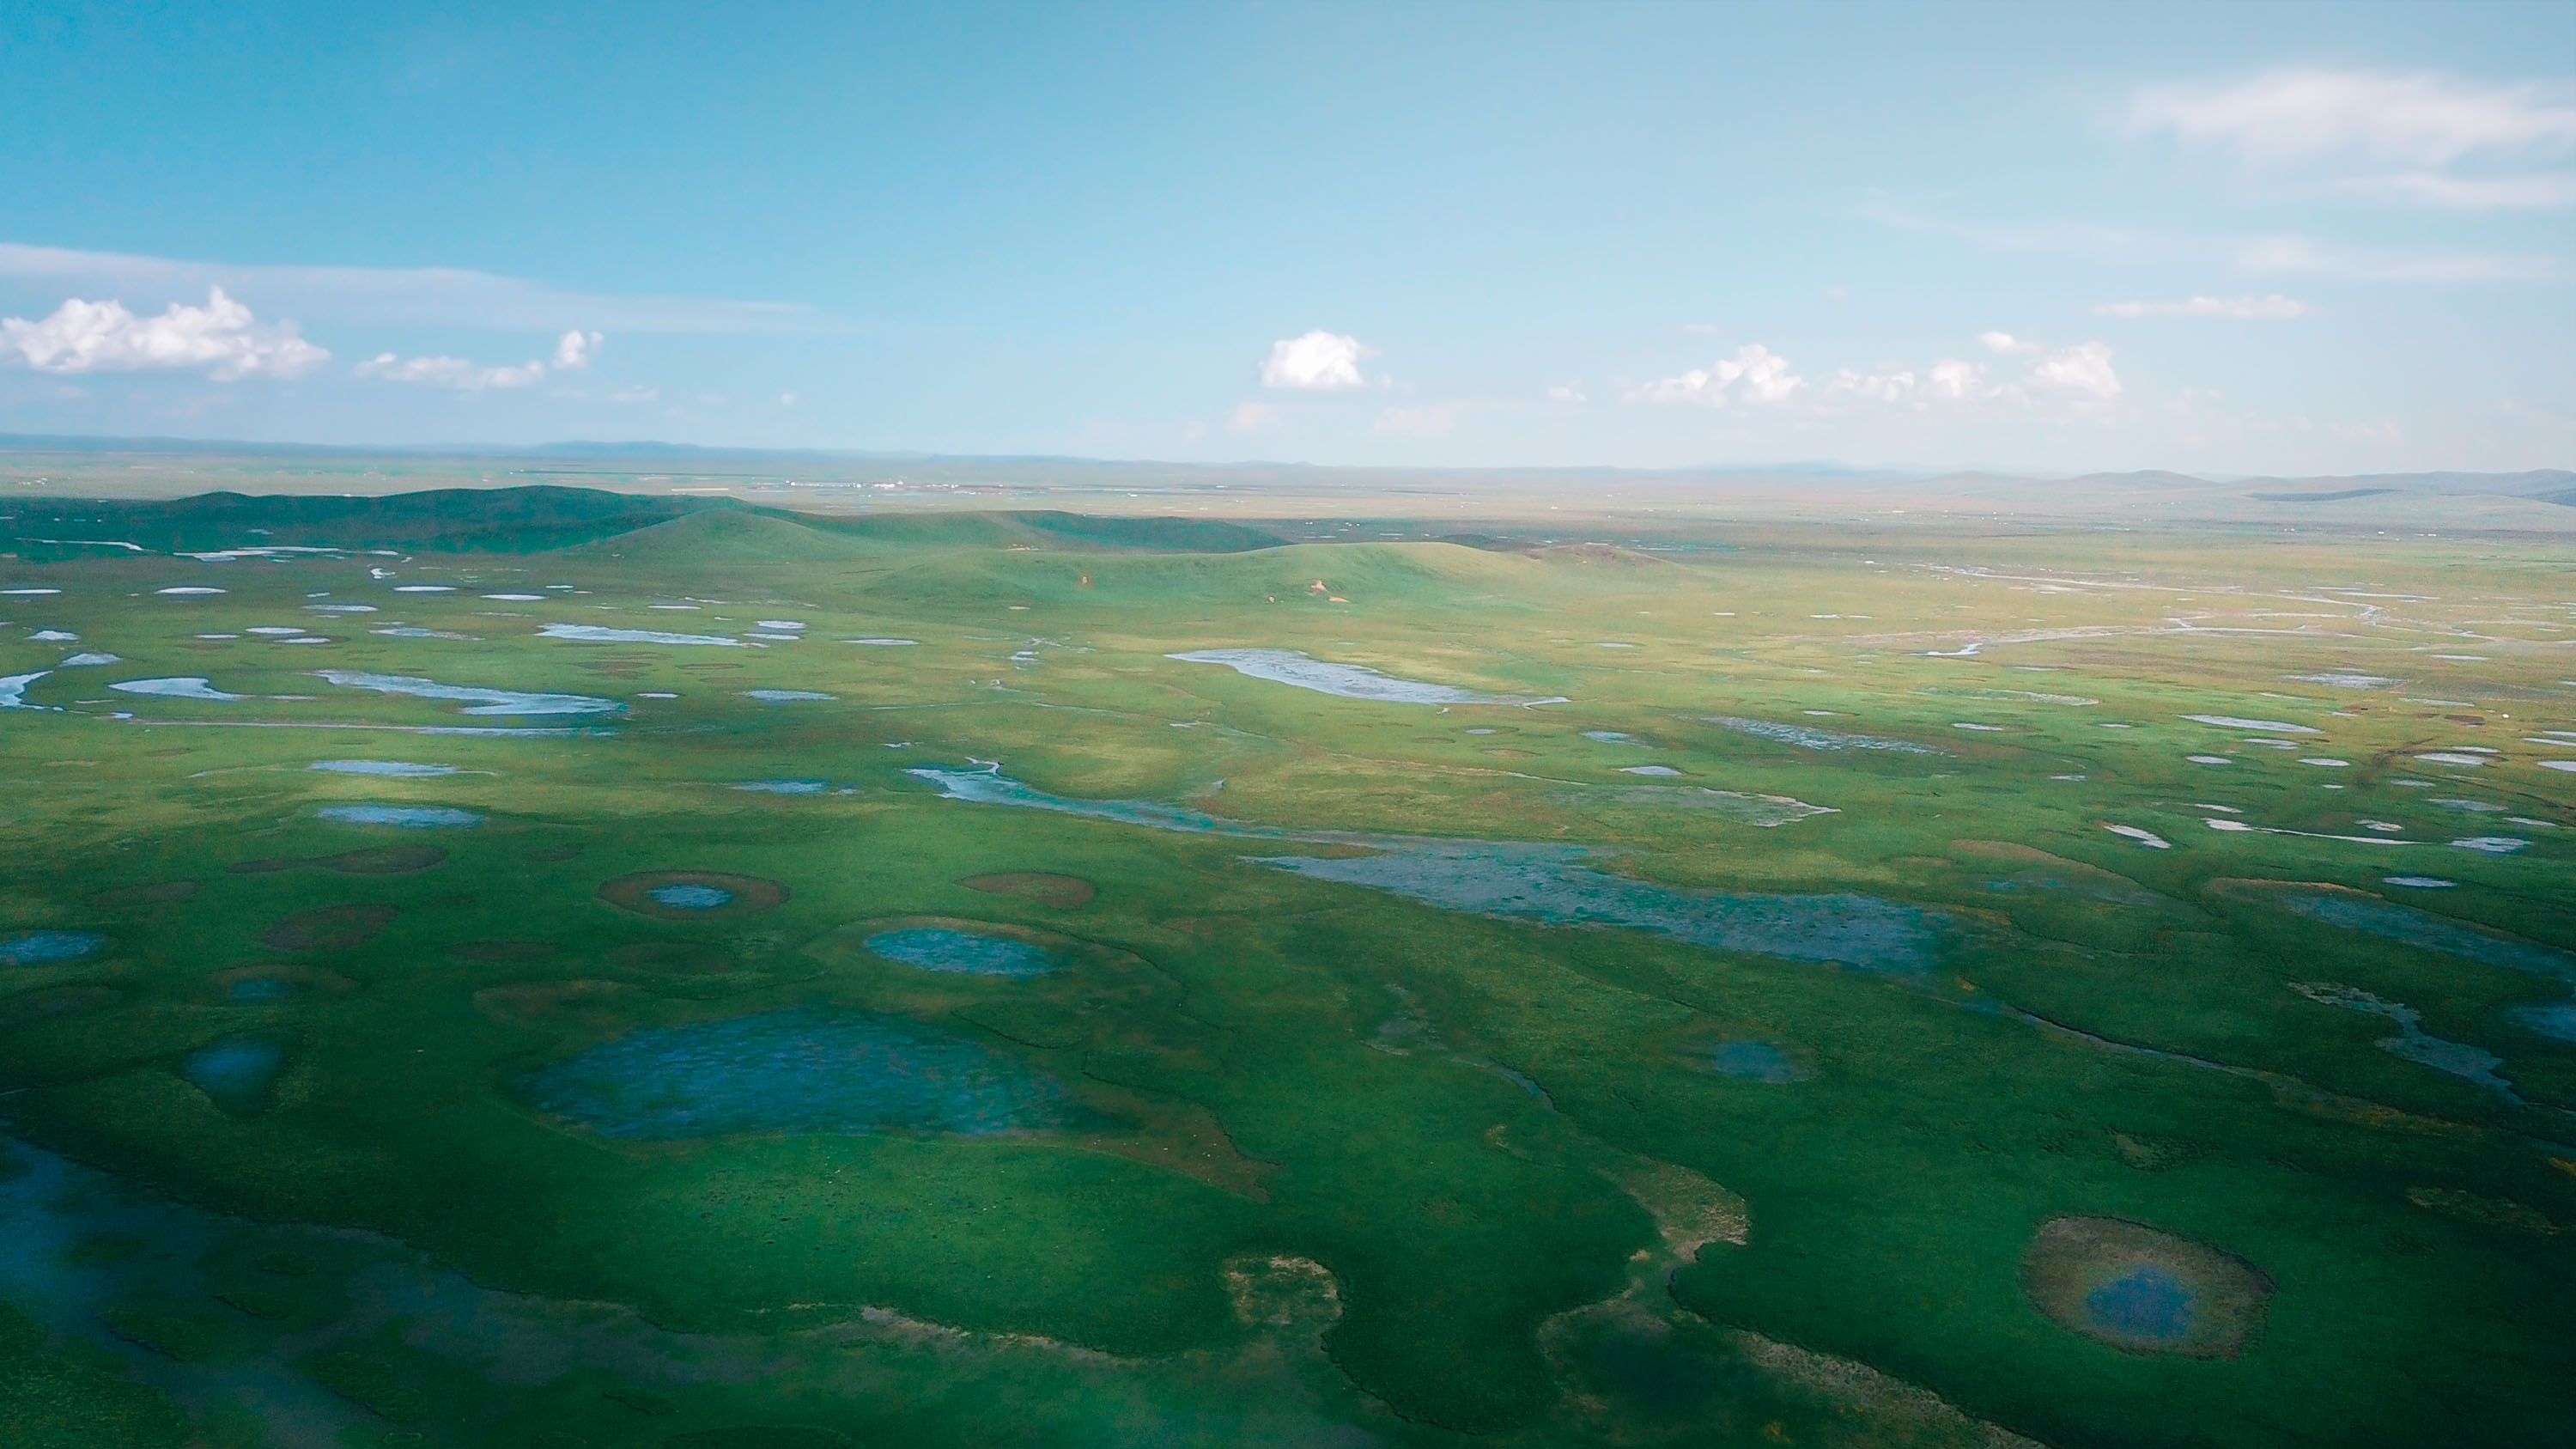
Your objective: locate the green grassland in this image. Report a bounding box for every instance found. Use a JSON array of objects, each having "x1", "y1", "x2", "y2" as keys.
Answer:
[{"x1": 1, "y1": 489, "x2": 2571, "y2": 1447}]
